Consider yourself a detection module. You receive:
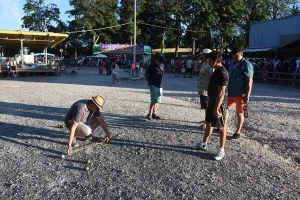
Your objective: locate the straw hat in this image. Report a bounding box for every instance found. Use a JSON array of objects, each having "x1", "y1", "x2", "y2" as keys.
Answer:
[{"x1": 91, "y1": 96, "x2": 105, "y2": 110}]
